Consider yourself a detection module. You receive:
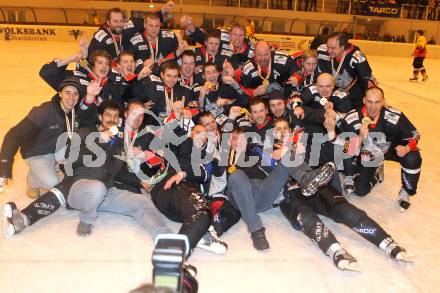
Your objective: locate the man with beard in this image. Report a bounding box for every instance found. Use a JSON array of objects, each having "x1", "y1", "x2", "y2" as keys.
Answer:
[
  {"x1": 88, "y1": 8, "x2": 129, "y2": 64},
  {"x1": 2, "y1": 100, "x2": 173, "y2": 239},
  {"x1": 317, "y1": 32, "x2": 375, "y2": 108},
  {"x1": 88, "y1": 2, "x2": 176, "y2": 62}
]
